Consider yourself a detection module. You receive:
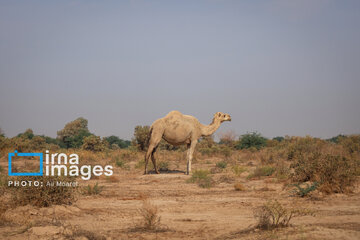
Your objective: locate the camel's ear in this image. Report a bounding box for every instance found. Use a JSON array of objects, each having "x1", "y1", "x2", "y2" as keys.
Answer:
[{"x1": 214, "y1": 112, "x2": 221, "y2": 118}]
